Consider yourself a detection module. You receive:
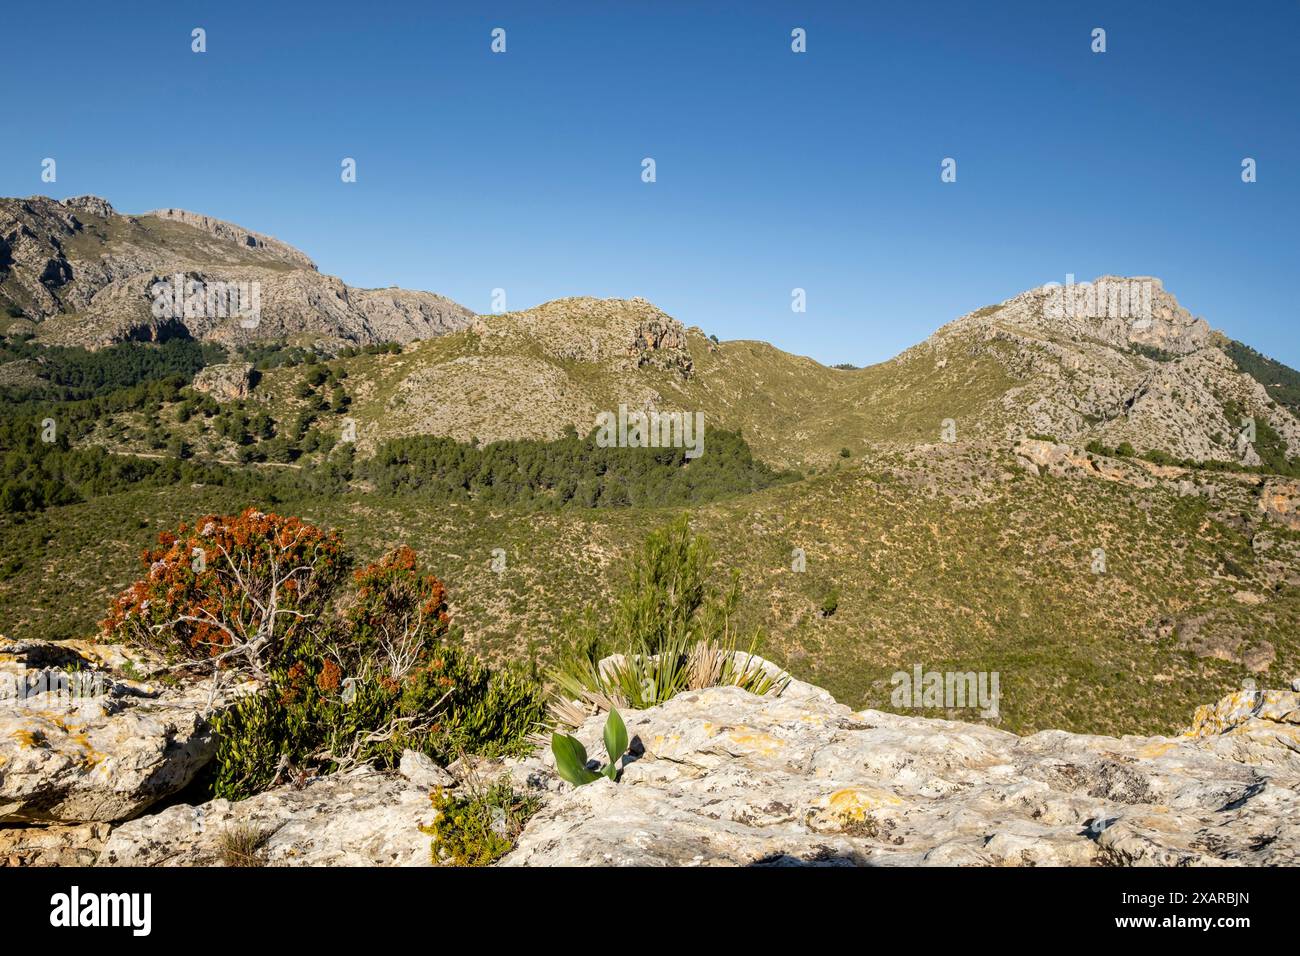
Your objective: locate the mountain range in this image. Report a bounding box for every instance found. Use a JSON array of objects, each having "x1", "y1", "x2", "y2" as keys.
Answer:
[{"x1": 5, "y1": 195, "x2": 1298, "y2": 470}]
